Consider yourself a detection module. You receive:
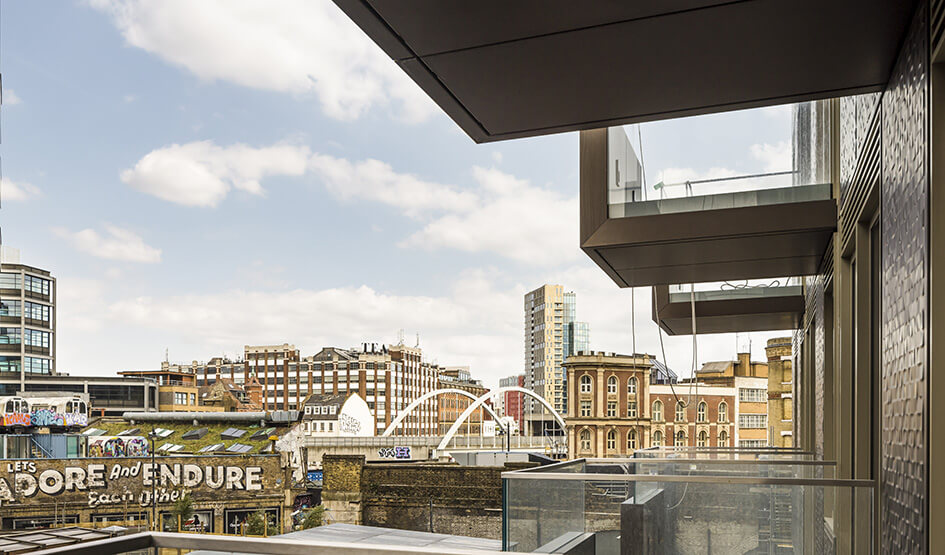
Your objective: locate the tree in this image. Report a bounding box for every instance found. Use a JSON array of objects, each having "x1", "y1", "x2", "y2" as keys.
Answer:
[
  {"x1": 170, "y1": 493, "x2": 194, "y2": 531},
  {"x1": 245, "y1": 510, "x2": 276, "y2": 536},
  {"x1": 300, "y1": 506, "x2": 325, "y2": 530}
]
